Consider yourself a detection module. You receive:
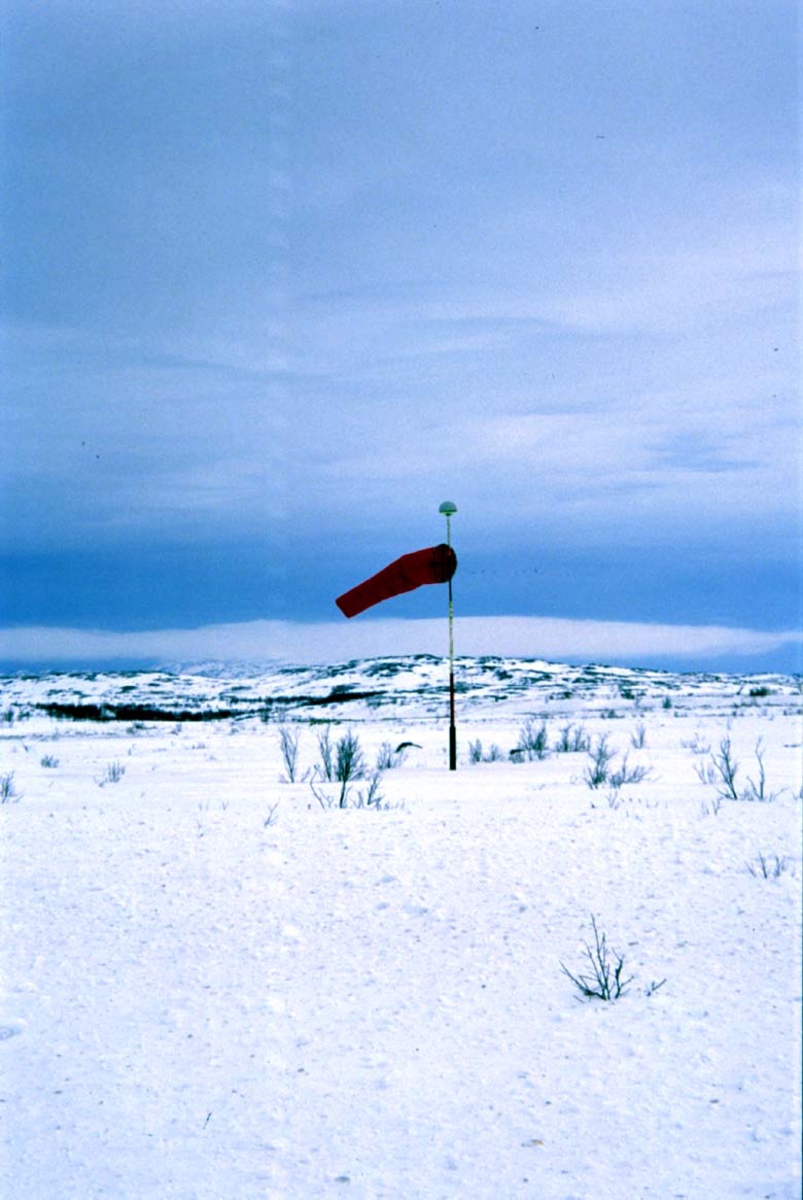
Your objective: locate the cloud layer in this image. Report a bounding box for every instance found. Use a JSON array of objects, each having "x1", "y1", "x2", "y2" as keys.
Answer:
[
  {"x1": 3, "y1": 2, "x2": 798, "y2": 653},
  {"x1": 2, "y1": 617, "x2": 799, "y2": 670}
]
